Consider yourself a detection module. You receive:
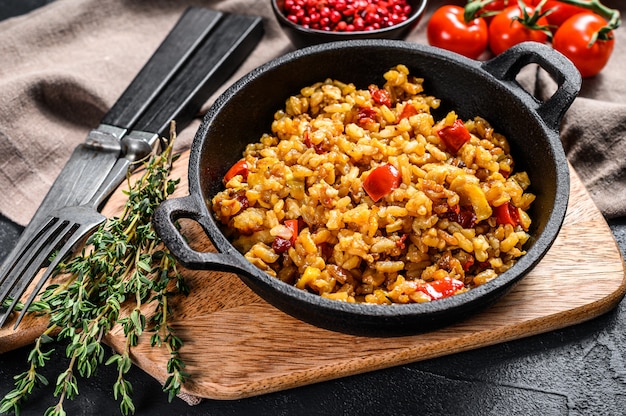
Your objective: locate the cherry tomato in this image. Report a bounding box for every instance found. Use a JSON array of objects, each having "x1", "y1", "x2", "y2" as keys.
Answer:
[
  {"x1": 536, "y1": 0, "x2": 588, "y2": 27},
  {"x1": 552, "y1": 13, "x2": 614, "y2": 78},
  {"x1": 427, "y1": 5, "x2": 489, "y2": 59},
  {"x1": 362, "y1": 164, "x2": 402, "y2": 202},
  {"x1": 488, "y1": 5, "x2": 549, "y2": 56},
  {"x1": 437, "y1": 119, "x2": 471, "y2": 154},
  {"x1": 480, "y1": 0, "x2": 511, "y2": 13},
  {"x1": 223, "y1": 159, "x2": 248, "y2": 184},
  {"x1": 477, "y1": 0, "x2": 512, "y2": 19}
]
